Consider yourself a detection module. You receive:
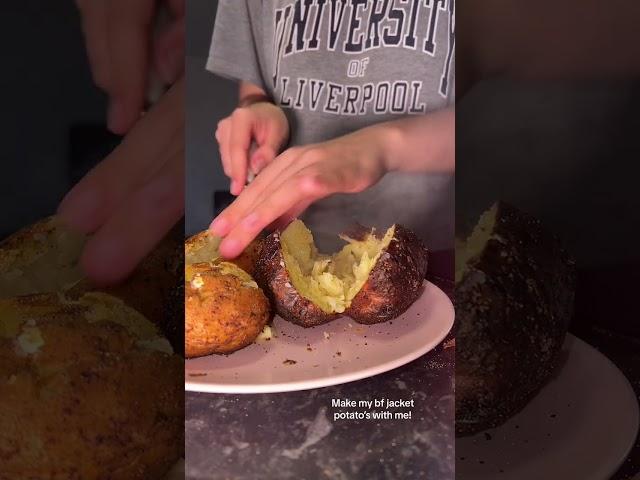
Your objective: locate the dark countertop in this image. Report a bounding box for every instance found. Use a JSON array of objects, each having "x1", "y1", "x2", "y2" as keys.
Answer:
[{"x1": 186, "y1": 275, "x2": 455, "y2": 480}]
